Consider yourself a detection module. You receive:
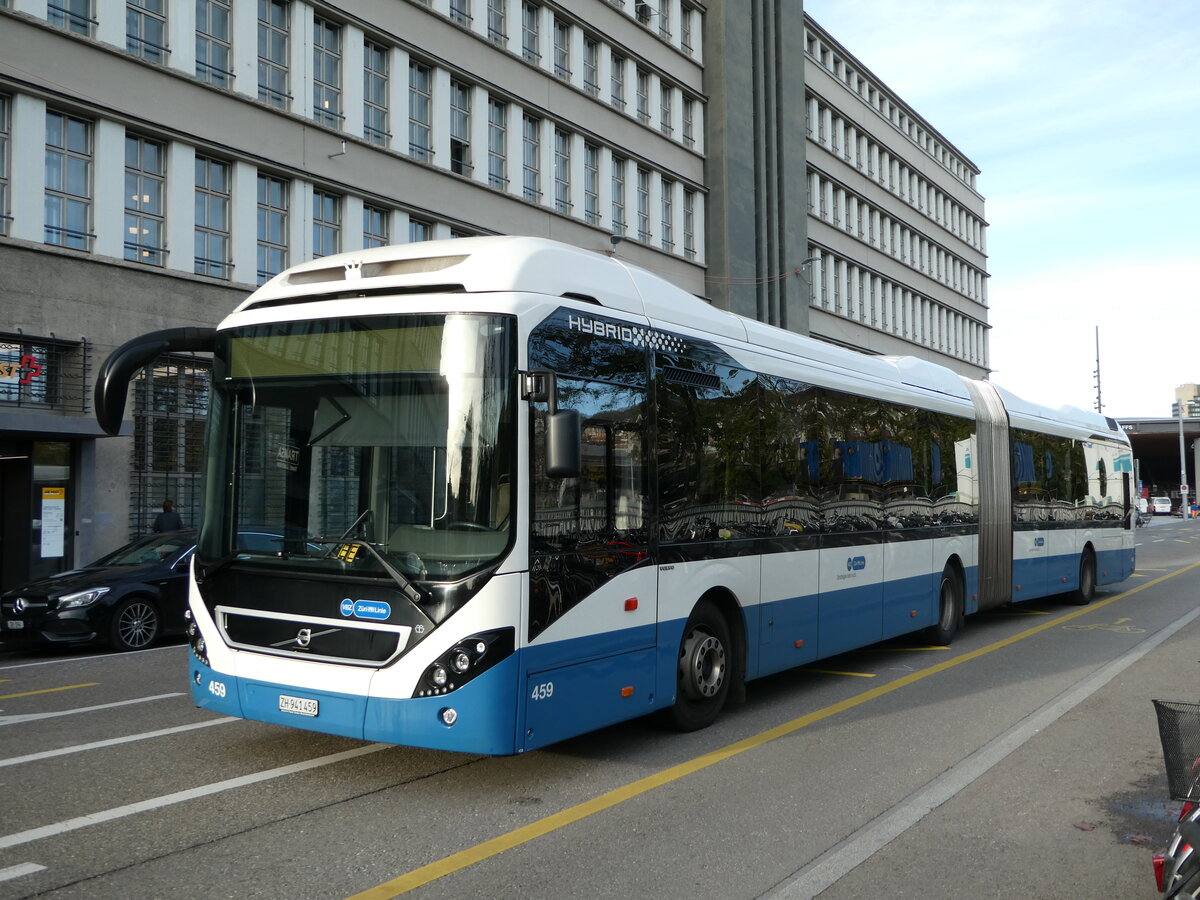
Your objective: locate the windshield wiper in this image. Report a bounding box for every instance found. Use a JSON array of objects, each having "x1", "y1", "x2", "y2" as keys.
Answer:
[
  {"x1": 308, "y1": 536, "x2": 425, "y2": 606},
  {"x1": 197, "y1": 550, "x2": 242, "y2": 582}
]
